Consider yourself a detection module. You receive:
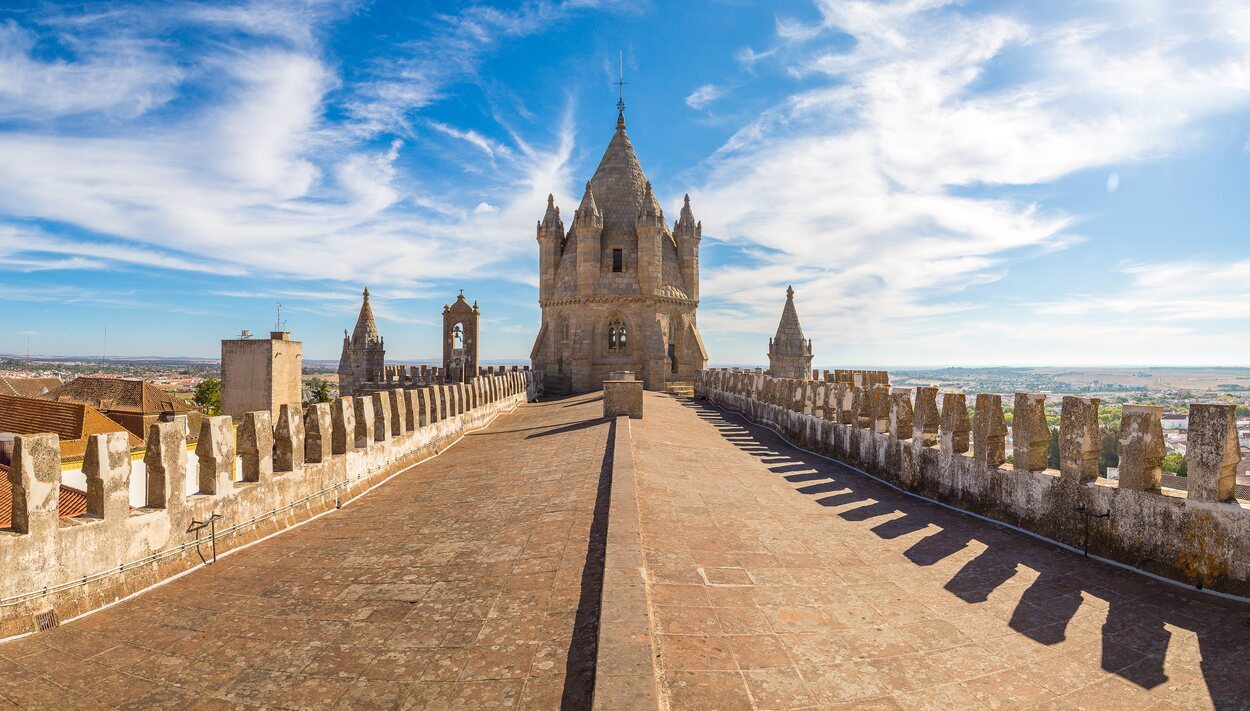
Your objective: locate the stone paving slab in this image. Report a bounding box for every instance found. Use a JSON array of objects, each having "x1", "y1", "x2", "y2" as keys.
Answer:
[
  {"x1": 0, "y1": 392, "x2": 612, "y2": 710},
  {"x1": 592, "y1": 415, "x2": 661, "y2": 710},
  {"x1": 632, "y1": 393, "x2": 1250, "y2": 711}
]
